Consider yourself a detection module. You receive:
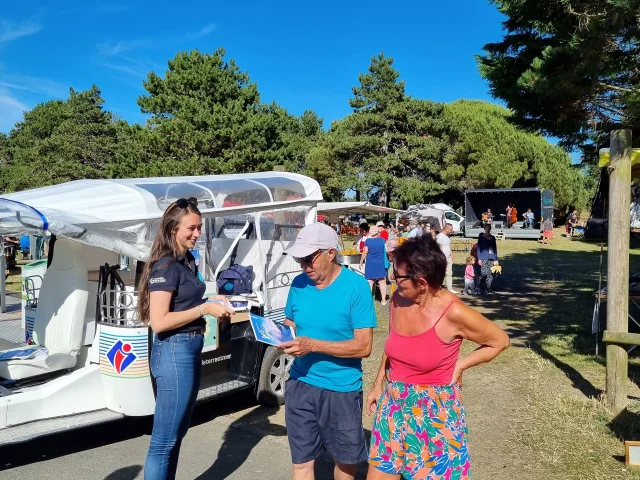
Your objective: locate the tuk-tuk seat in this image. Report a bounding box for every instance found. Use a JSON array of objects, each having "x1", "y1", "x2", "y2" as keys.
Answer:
[{"x1": 0, "y1": 239, "x2": 88, "y2": 380}]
